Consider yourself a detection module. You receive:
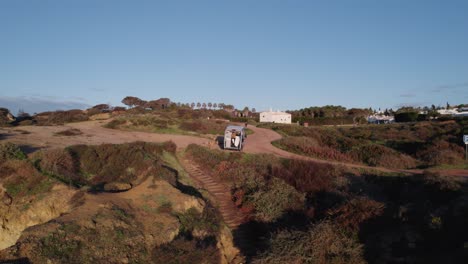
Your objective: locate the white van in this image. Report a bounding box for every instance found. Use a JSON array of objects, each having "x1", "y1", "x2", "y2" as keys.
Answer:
[{"x1": 224, "y1": 125, "x2": 246, "y2": 151}]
